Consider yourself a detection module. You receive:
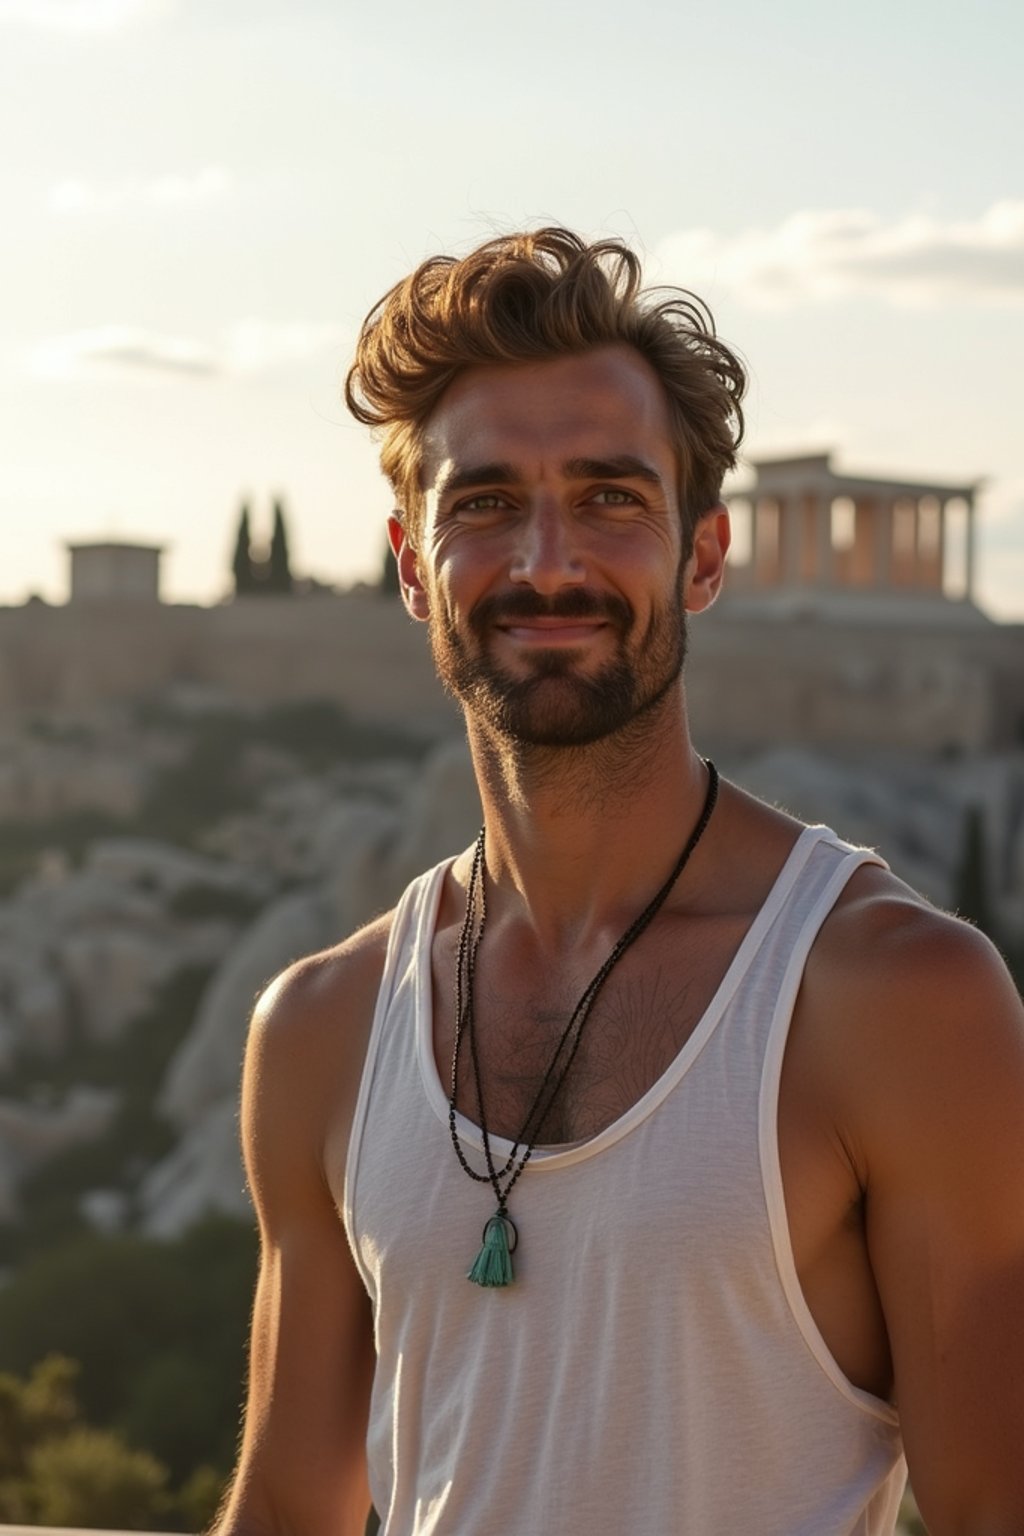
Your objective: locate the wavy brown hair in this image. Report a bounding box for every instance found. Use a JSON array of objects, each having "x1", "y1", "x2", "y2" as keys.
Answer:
[{"x1": 345, "y1": 227, "x2": 746, "y2": 550}]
